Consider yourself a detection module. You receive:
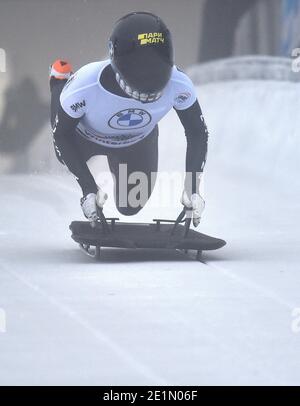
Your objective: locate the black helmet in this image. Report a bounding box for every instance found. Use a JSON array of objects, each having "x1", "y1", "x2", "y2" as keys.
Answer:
[{"x1": 109, "y1": 12, "x2": 174, "y2": 102}]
